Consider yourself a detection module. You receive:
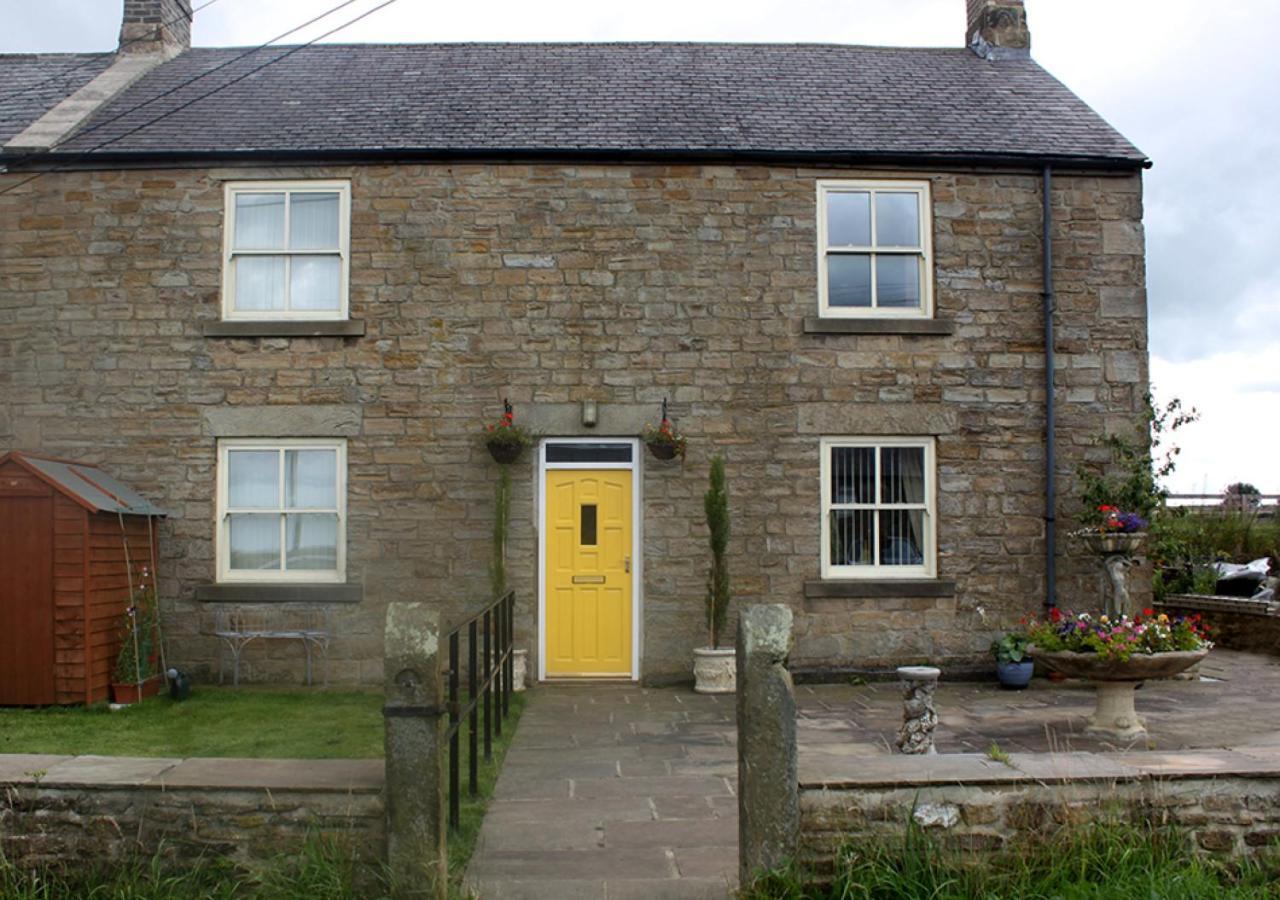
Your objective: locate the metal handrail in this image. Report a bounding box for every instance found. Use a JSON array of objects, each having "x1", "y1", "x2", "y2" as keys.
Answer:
[{"x1": 440, "y1": 589, "x2": 516, "y2": 831}]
